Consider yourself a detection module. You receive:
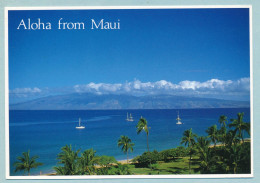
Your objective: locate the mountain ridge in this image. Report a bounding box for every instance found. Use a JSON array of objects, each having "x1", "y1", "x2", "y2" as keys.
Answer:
[{"x1": 9, "y1": 93, "x2": 250, "y2": 110}]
